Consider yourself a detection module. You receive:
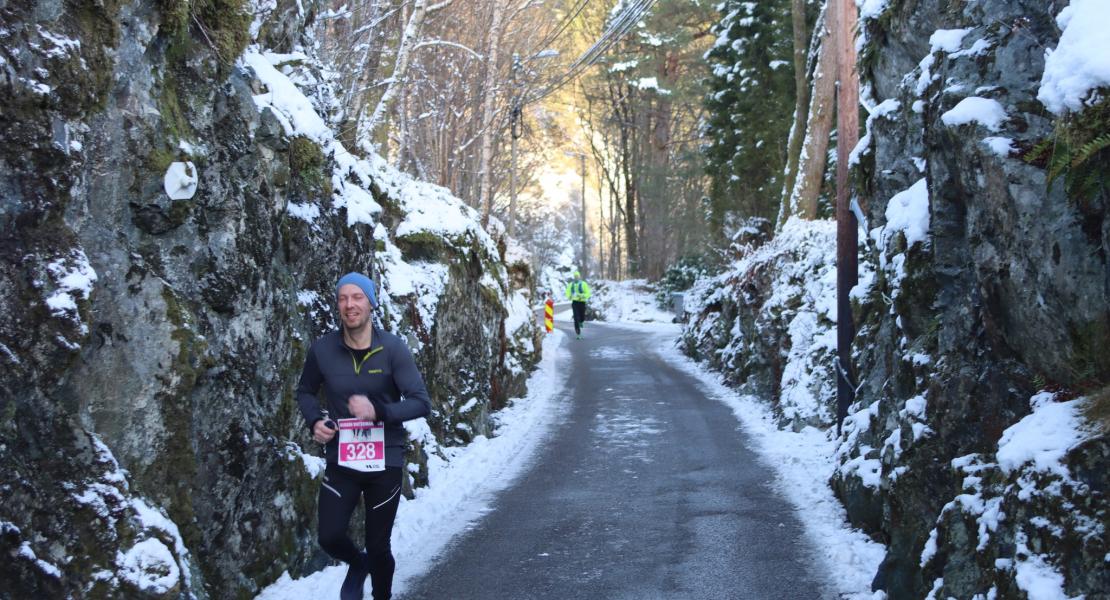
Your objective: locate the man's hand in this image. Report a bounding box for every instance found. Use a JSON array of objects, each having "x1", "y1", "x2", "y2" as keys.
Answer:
[
  {"x1": 313, "y1": 419, "x2": 337, "y2": 444},
  {"x1": 348, "y1": 394, "x2": 377, "y2": 421}
]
